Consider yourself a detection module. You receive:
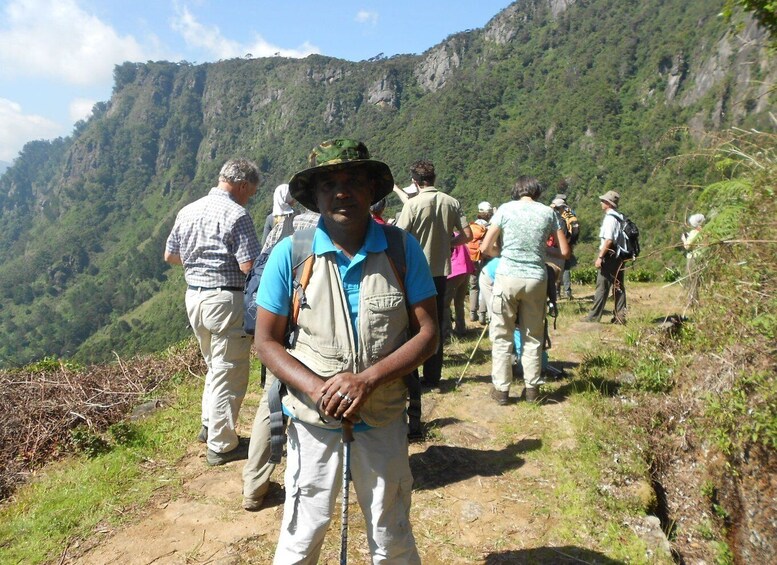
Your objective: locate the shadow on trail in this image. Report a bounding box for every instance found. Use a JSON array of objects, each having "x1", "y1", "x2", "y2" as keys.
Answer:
[
  {"x1": 549, "y1": 360, "x2": 579, "y2": 373},
  {"x1": 544, "y1": 374, "x2": 621, "y2": 404},
  {"x1": 485, "y1": 546, "x2": 625, "y2": 564},
  {"x1": 410, "y1": 439, "x2": 541, "y2": 490},
  {"x1": 425, "y1": 416, "x2": 462, "y2": 430},
  {"x1": 439, "y1": 373, "x2": 491, "y2": 390},
  {"x1": 443, "y1": 342, "x2": 491, "y2": 367}
]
